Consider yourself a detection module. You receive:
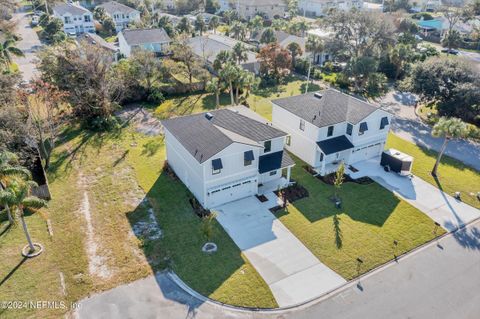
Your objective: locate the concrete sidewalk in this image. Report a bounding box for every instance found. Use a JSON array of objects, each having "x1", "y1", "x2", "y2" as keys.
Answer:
[
  {"x1": 215, "y1": 196, "x2": 346, "y2": 307},
  {"x1": 350, "y1": 159, "x2": 480, "y2": 232}
]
